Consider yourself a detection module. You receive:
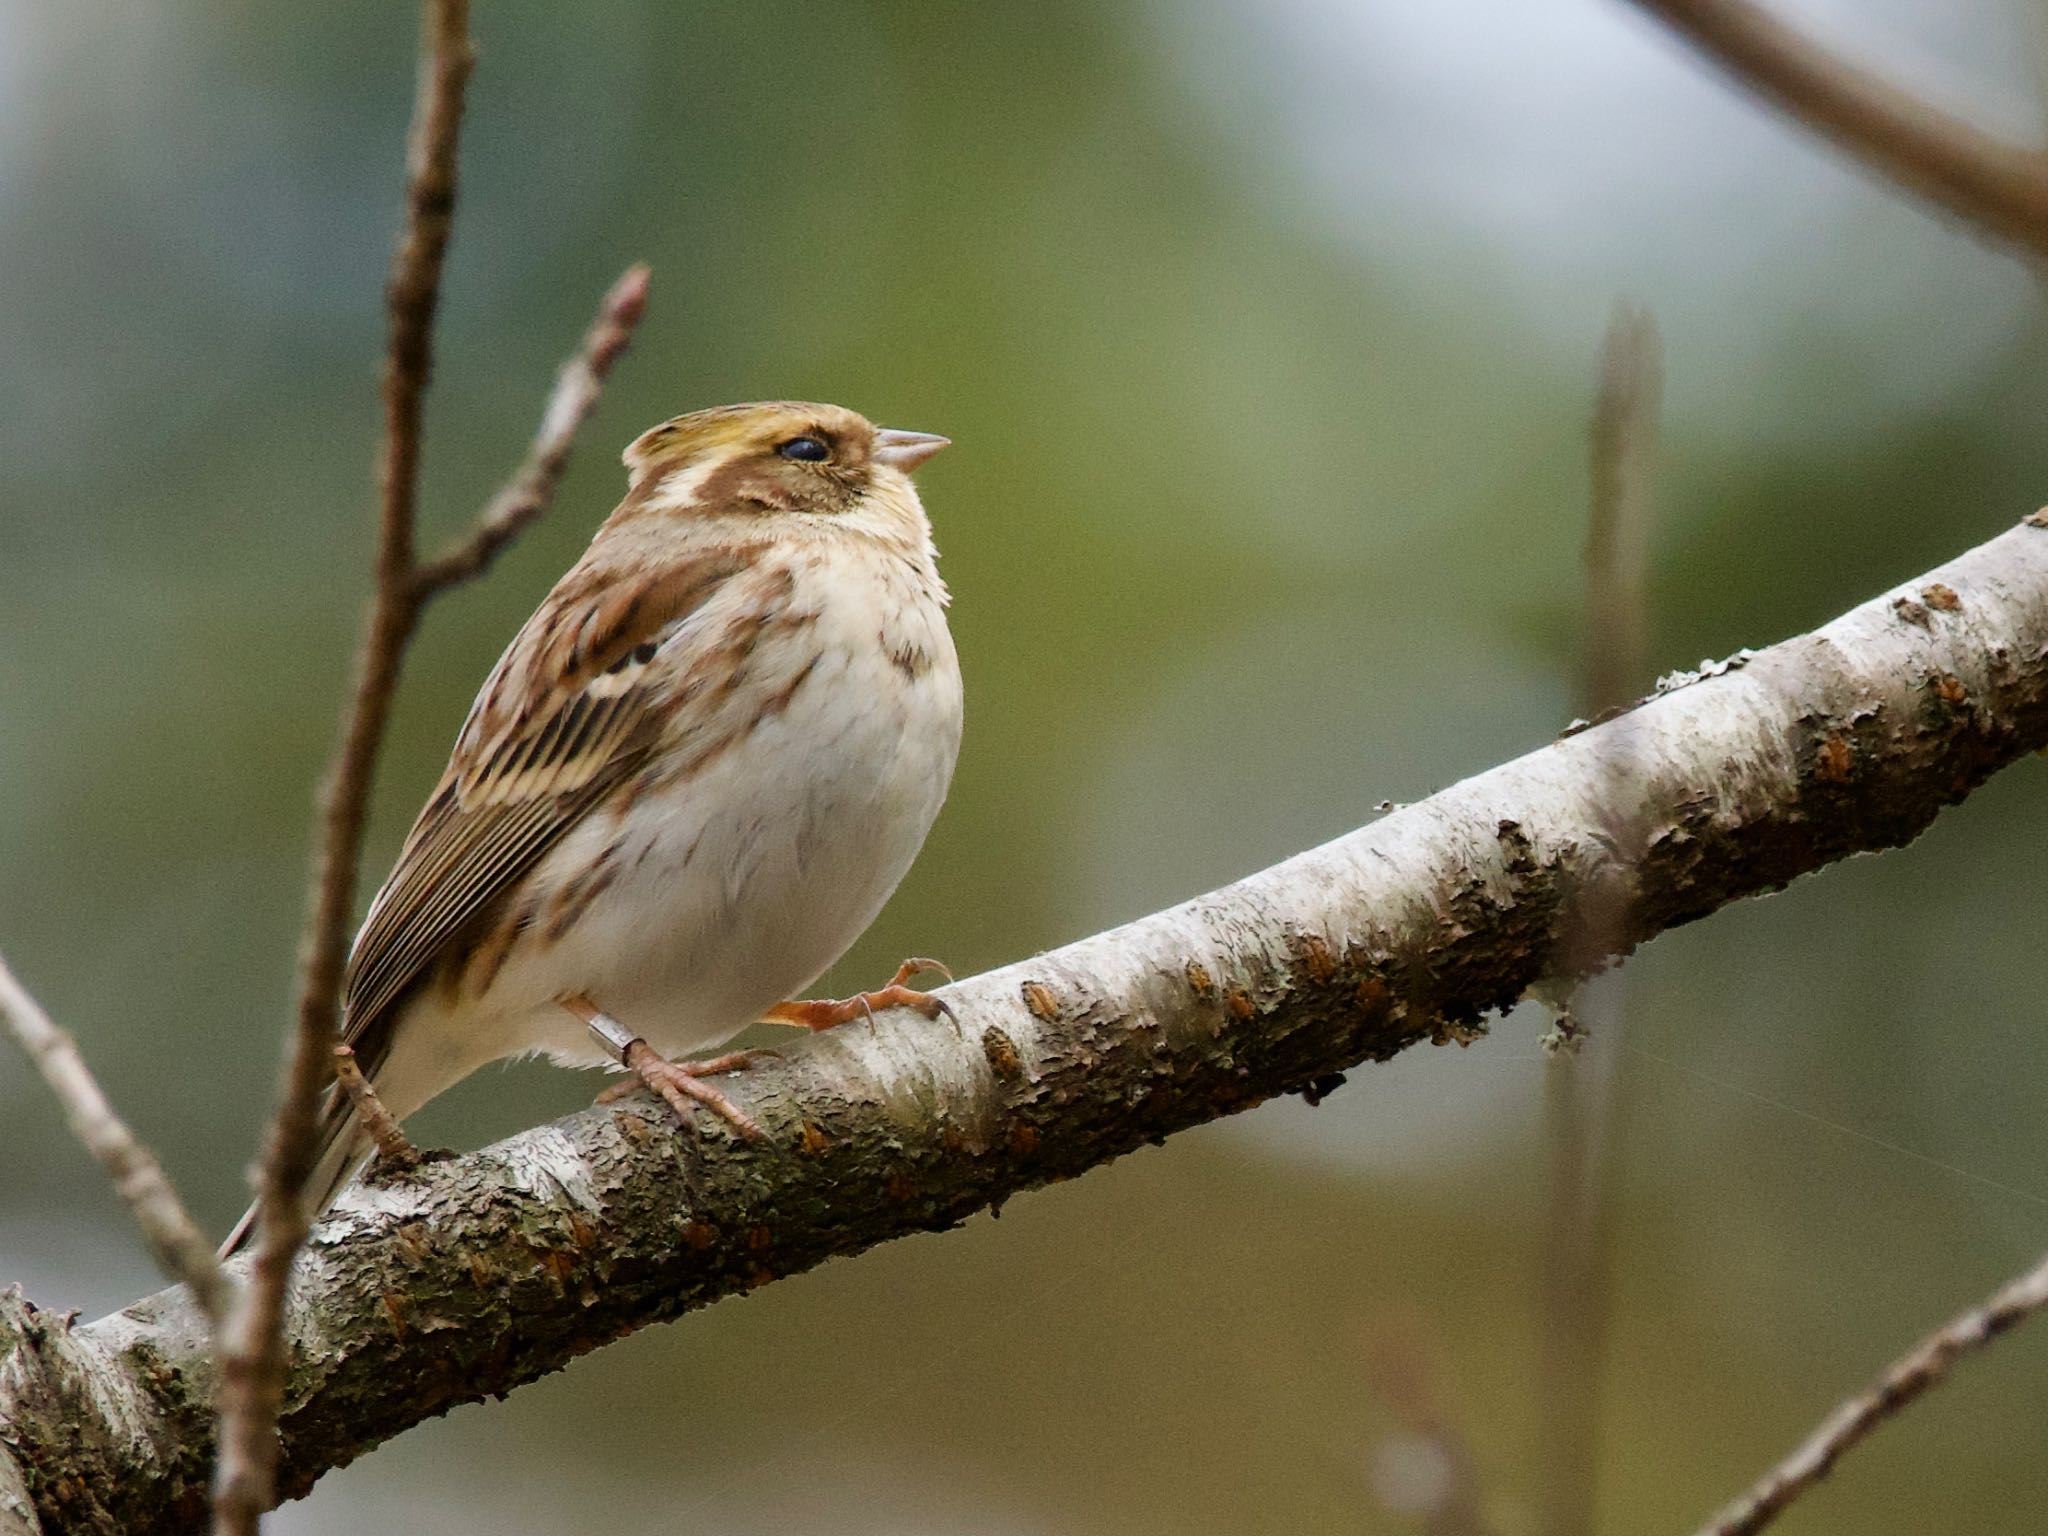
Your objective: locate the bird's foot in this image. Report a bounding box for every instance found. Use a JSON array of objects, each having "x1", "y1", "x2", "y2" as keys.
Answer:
[
  {"x1": 592, "y1": 1048, "x2": 774, "y2": 1105},
  {"x1": 762, "y1": 958, "x2": 956, "y2": 1032},
  {"x1": 614, "y1": 1042, "x2": 769, "y2": 1142},
  {"x1": 561, "y1": 992, "x2": 770, "y2": 1141}
]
